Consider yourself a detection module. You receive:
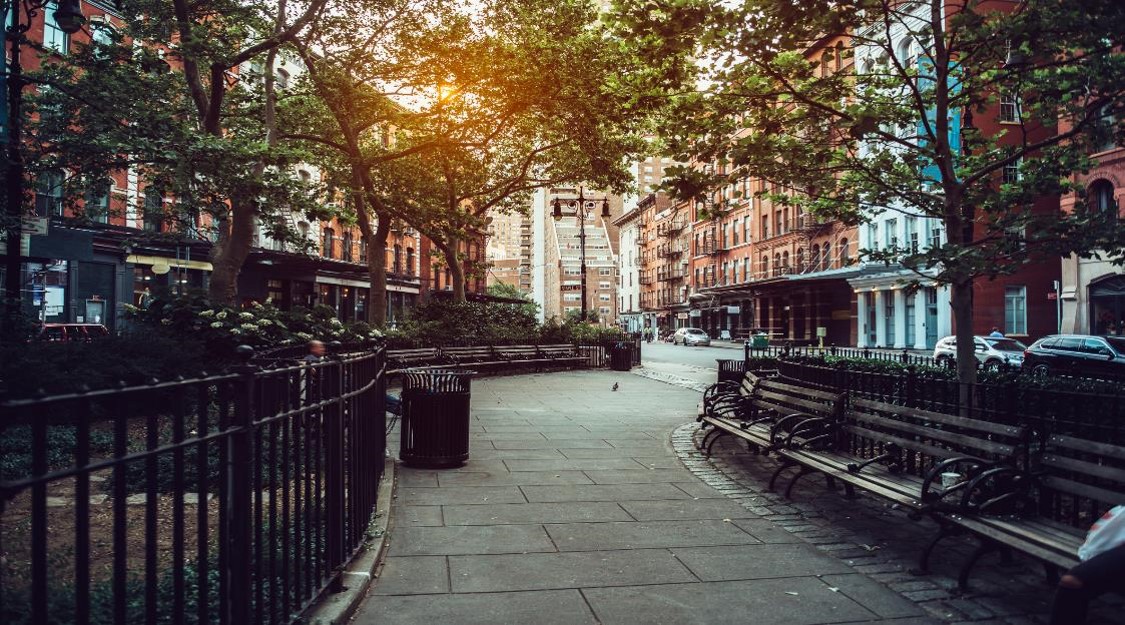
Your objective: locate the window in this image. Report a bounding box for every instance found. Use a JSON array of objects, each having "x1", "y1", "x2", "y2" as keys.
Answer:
[
  {"x1": 1004, "y1": 286, "x2": 1027, "y2": 335},
  {"x1": 84, "y1": 180, "x2": 111, "y2": 223},
  {"x1": 276, "y1": 68, "x2": 291, "y2": 89},
  {"x1": 599, "y1": 294, "x2": 611, "y2": 302},
  {"x1": 906, "y1": 216, "x2": 919, "y2": 253},
  {"x1": 867, "y1": 223, "x2": 879, "y2": 251},
  {"x1": 811, "y1": 244, "x2": 820, "y2": 271},
  {"x1": 835, "y1": 42, "x2": 845, "y2": 71},
  {"x1": 342, "y1": 231, "x2": 353, "y2": 262},
  {"x1": 885, "y1": 218, "x2": 898, "y2": 250},
  {"x1": 563, "y1": 293, "x2": 580, "y2": 302},
  {"x1": 760, "y1": 215, "x2": 769, "y2": 239},
  {"x1": 43, "y1": 2, "x2": 70, "y2": 54},
  {"x1": 406, "y1": 247, "x2": 415, "y2": 275},
  {"x1": 90, "y1": 20, "x2": 116, "y2": 57},
  {"x1": 885, "y1": 294, "x2": 895, "y2": 346},
  {"x1": 1089, "y1": 180, "x2": 1117, "y2": 215},
  {"x1": 143, "y1": 188, "x2": 164, "y2": 232},
  {"x1": 1094, "y1": 104, "x2": 1119, "y2": 153},
  {"x1": 35, "y1": 170, "x2": 65, "y2": 217},
  {"x1": 393, "y1": 244, "x2": 402, "y2": 274},
  {"x1": 1003, "y1": 159, "x2": 1022, "y2": 186},
  {"x1": 838, "y1": 238, "x2": 849, "y2": 266},
  {"x1": 322, "y1": 228, "x2": 335, "y2": 258},
  {"x1": 774, "y1": 211, "x2": 783, "y2": 236},
  {"x1": 599, "y1": 268, "x2": 612, "y2": 276},
  {"x1": 359, "y1": 238, "x2": 368, "y2": 263},
  {"x1": 928, "y1": 222, "x2": 943, "y2": 248},
  {"x1": 999, "y1": 91, "x2": 1021, "y2": 123}
]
